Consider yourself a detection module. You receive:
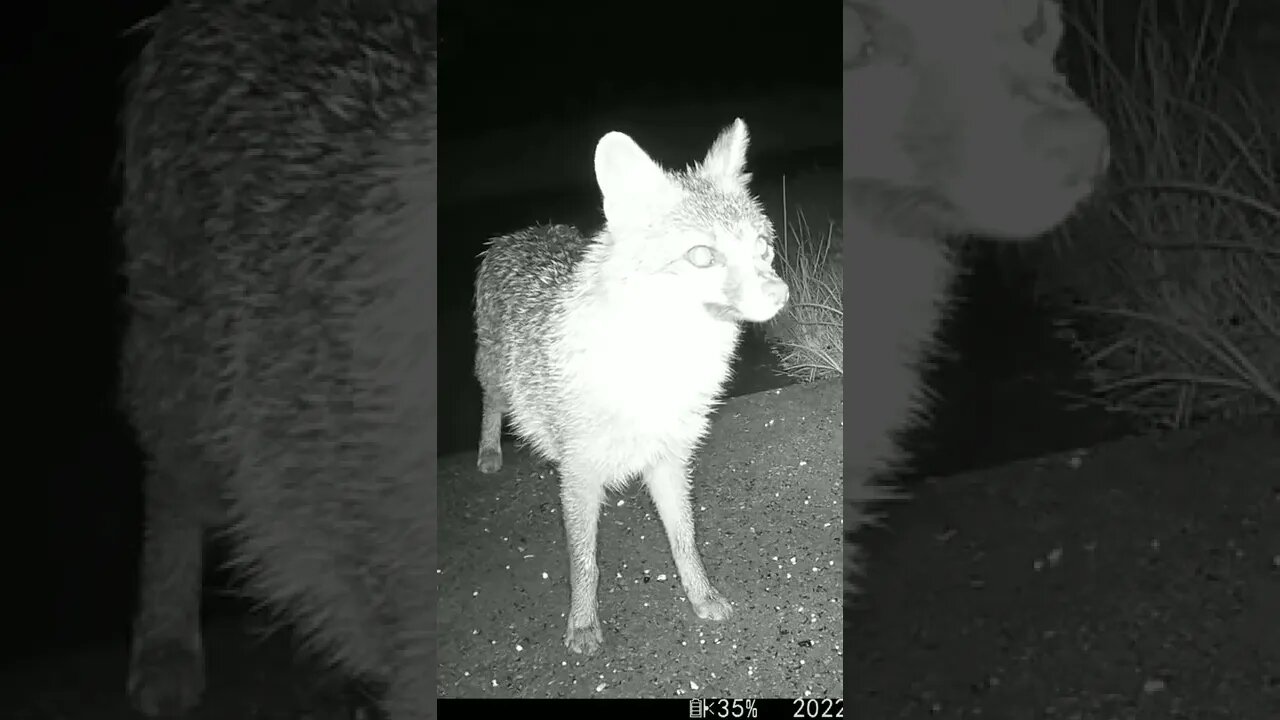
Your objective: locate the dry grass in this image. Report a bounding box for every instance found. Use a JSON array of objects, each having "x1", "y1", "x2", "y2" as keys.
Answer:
[
  {"x1": 763, "y1": 176, "x2": 843, "y2": 383},
  {"x1": 1035, "y1": 0, "x2": 1280, "y2": 429}
]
